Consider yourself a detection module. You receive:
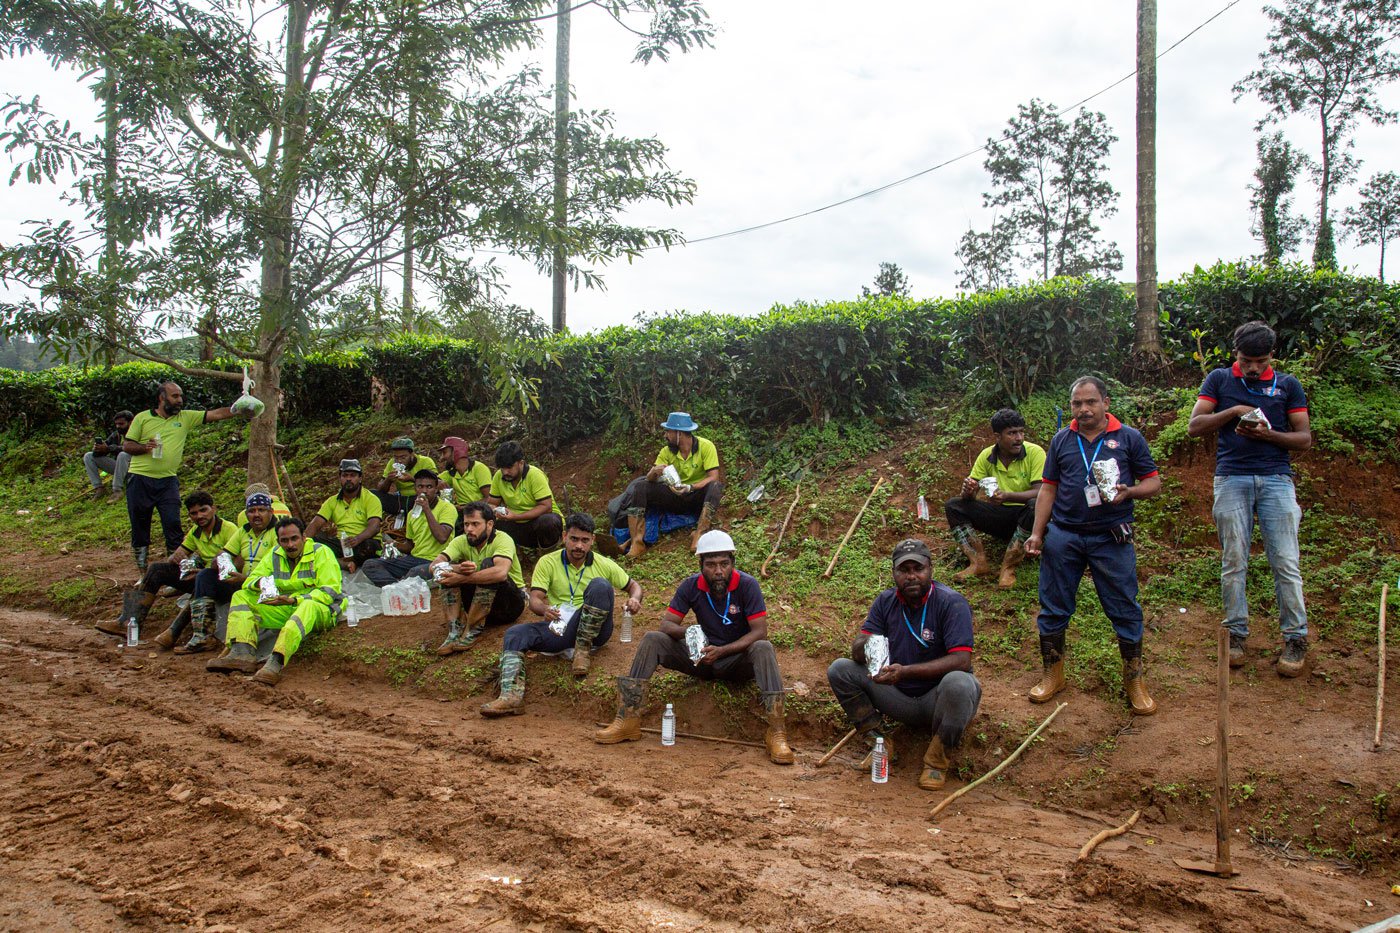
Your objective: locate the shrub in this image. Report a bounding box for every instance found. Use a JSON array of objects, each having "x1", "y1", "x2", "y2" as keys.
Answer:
[{"x1": 362, "y1": 336, "x2": 492, "y2": 417}]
